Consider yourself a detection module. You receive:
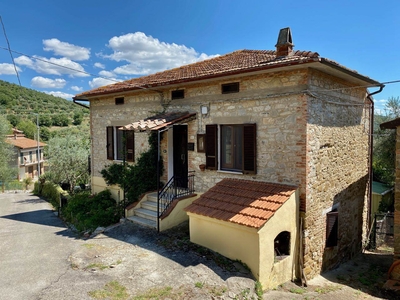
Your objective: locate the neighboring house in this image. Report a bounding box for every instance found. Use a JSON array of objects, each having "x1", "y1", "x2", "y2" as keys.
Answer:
[
  {"x1": 74, "y1": 28, "x2": 381, "y2": 287},
  {"x1": 5, "y1": 129, "x2": 46, "y2": 180},
  {"x1": 379, "y1": 119, "x2": 400, "y2": 289},
  {"x1": 371, "y1": 181, "x2": 393, "y2": 218}
]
